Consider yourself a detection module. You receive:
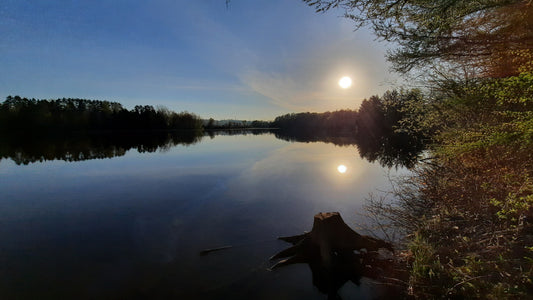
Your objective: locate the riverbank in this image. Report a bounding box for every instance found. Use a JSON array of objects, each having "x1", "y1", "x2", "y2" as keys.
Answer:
[{"x1": 394, "y1": 73, "x2": 533, "y2": 298}]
